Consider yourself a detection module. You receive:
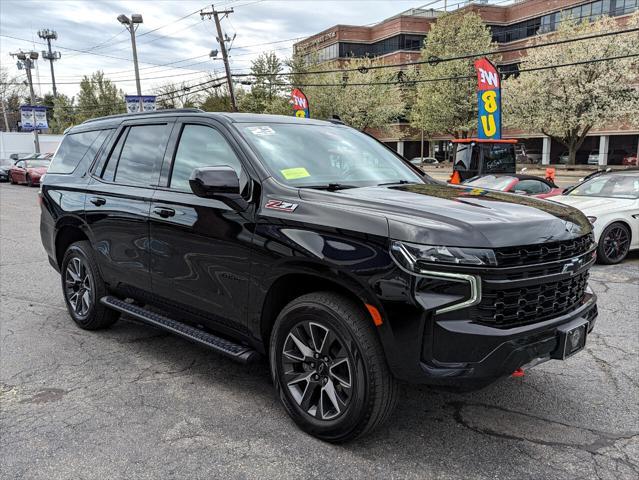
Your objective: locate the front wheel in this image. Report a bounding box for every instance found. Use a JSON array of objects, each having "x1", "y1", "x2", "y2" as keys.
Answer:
[
  {"x1": 269, "y1": 292, "x2": 398, "y2": 442},
  {"x1": 597, "y1": 222, "x2": 631, "y2": 265},
  {"x1": 26, "y1": 175, "x2": 34, "y2": 187}
]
